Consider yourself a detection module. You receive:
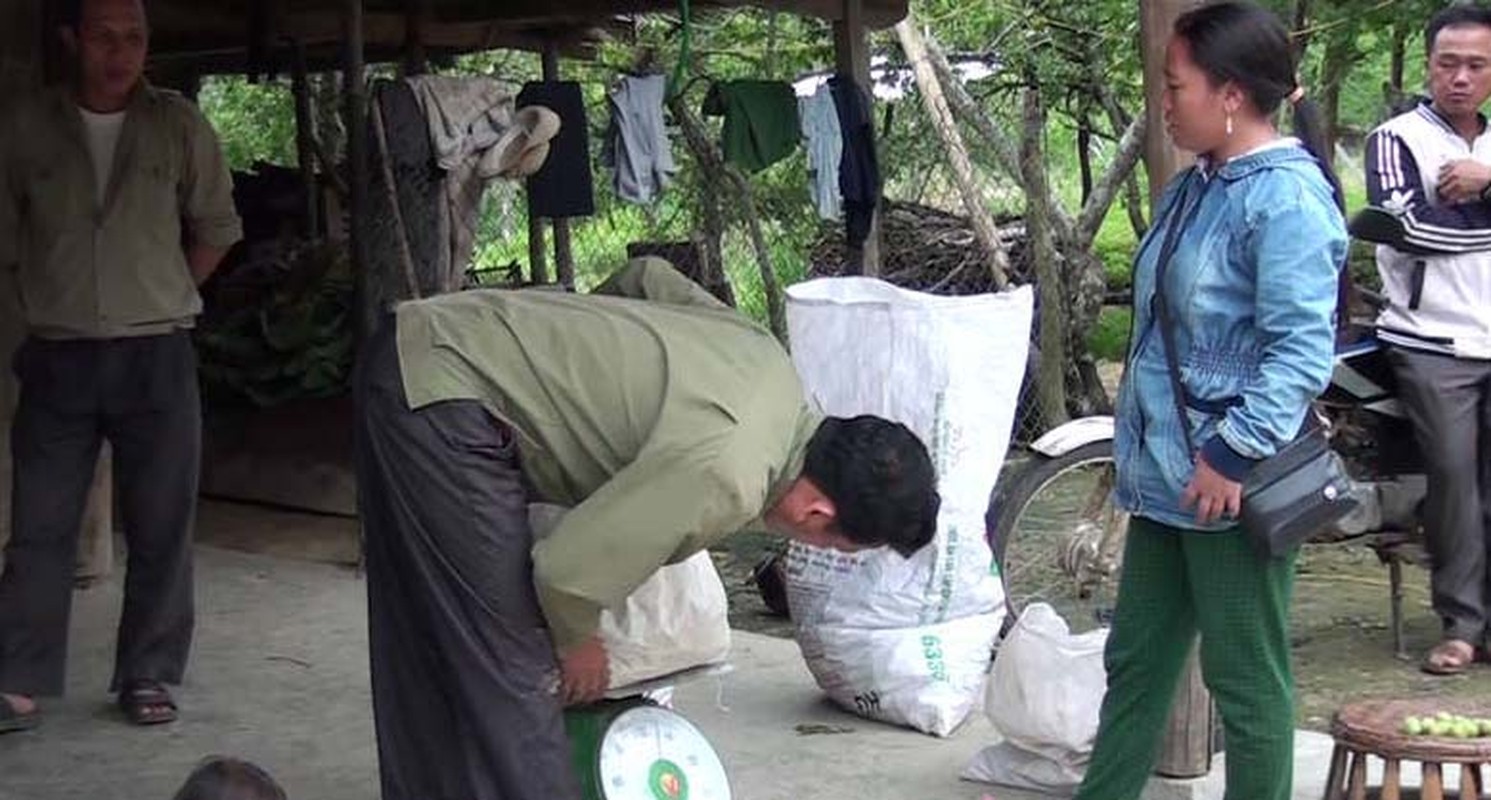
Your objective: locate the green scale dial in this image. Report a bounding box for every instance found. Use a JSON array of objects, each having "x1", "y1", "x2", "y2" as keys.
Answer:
[{"x1": 566, "y1": 699, "x2": 731, "y2": 800}]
